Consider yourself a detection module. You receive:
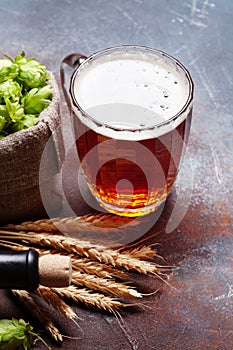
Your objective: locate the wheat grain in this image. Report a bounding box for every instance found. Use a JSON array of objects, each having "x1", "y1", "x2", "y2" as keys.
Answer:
[
  {"x1": 12, "y1": 290, "x2": 62, "y2": 341},
  {"x1": 52, "y1": 286, "x2": 123, "y2": 313},
  {"x1": 37, "y1": 286, "x2": 77, "y2": 320},
  {"x1": 123, "y1": 245, "x2": 157, "y2": 260},
  {"x1": 72, "y1": 271, "x2": 141, "y2": 298},
  {"x1": 71, "y1": 257, "x2": 126, "y2": 279}
]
